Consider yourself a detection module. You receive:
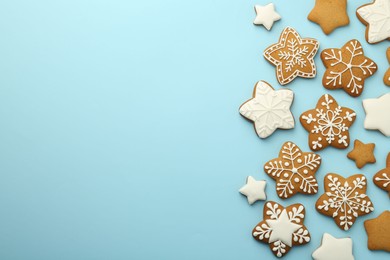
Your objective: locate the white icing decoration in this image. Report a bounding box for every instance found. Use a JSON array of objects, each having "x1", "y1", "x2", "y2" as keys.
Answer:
[
  {"x1": 253, "y1": 3, "x2": 281, "y2": 30},
  {"x1": 239, "y1": 81, "x2": 294, "y2": 138},
  {"x1": 363, "y1": 93, "x2": 390, "y2": 136},
  {"x1": 266, "y1": 209, "x2": 302, "y2": 247},
  {"x1": 239, "y1": 176, "x2": 266, "y2": 204},
  {"x1": 357, "y1": 0, "x2": 390, "y2": 44},
  {"x1": 375, "y1": 173, "x2": 390, "y2": 188},
  {"x1": 312, "y1": 233, "x2": 354, "y2": 260}
]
